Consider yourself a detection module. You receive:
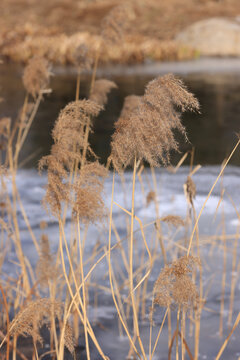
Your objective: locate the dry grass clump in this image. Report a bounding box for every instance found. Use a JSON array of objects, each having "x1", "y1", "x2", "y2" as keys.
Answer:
[
  {"x1": 110, "y1": 74, "x2": 199, "y2": 172},
  {"x1": 90, "y1": 79, "x2": 117, "y2": 106},
  {"x1": 22, "y1": 56, "x2": 51, "y2": 98},
  {"x1": 154, "y1": 256, "x2": 200, "y2": 310},
  {"x1": 10, "y1": 298, "x2": 62, "y2": 344}
]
